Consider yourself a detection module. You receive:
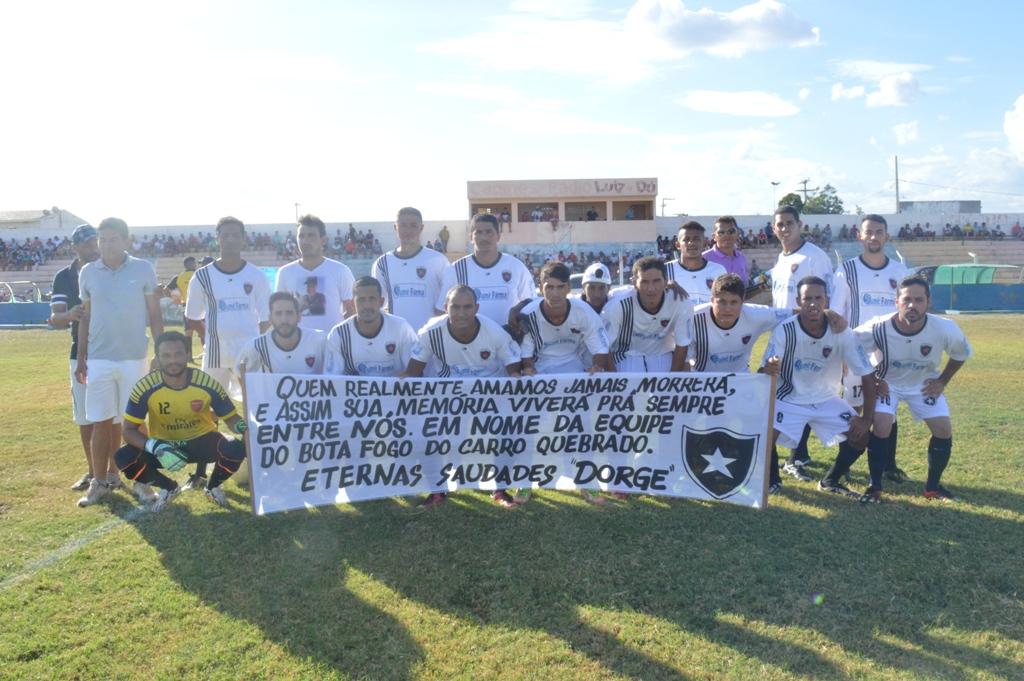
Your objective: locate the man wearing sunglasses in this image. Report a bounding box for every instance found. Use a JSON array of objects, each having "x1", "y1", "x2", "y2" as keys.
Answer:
[{"x1": 703, "y1": 215, "x2": 750, "y2": 288}]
